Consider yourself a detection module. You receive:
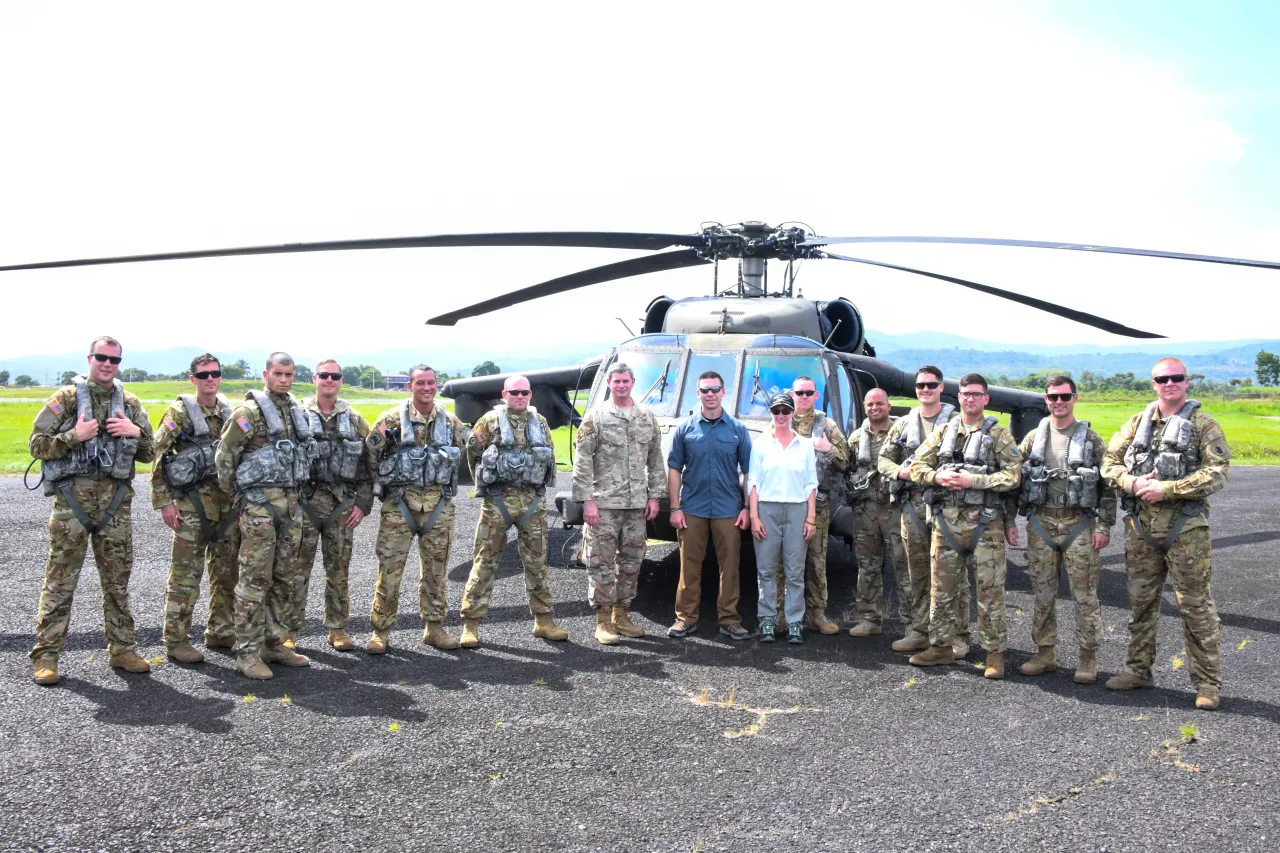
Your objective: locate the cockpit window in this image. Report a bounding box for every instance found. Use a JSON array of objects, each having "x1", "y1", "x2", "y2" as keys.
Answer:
[
  {"x1": 678, "y1": 352, "x2": 740, "y2": 417},
  {"x1": 738, "y1": 355, "x2": 829, "y2": 419},
  {"x1": 600, "y1": 351, "x2": 679, "y2": 416}
]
